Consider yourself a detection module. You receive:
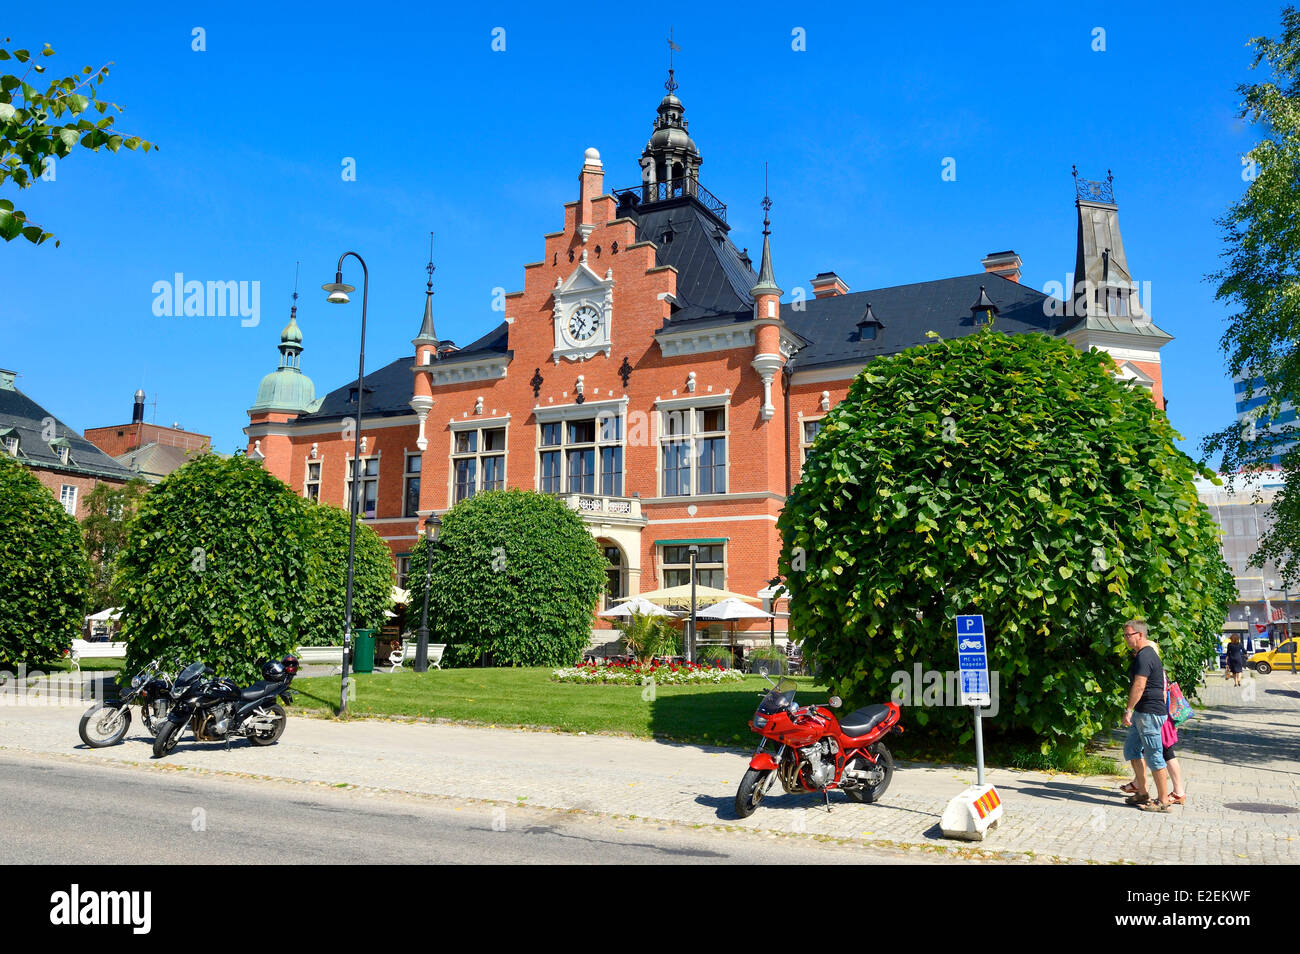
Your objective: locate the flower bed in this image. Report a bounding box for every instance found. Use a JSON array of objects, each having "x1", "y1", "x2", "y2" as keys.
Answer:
[{"x1": 552, "y1": 660, "x2": 744, "y2": 686}]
